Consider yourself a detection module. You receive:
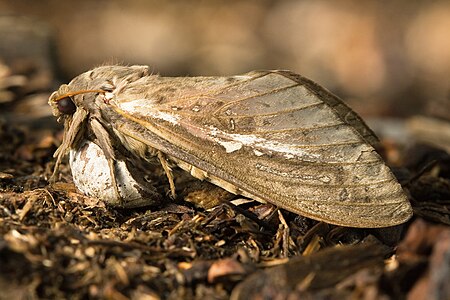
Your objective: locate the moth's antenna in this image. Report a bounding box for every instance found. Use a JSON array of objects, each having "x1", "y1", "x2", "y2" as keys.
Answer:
[{"x1": 53, "y1": 89, "x2": 106, "y2": 102}]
